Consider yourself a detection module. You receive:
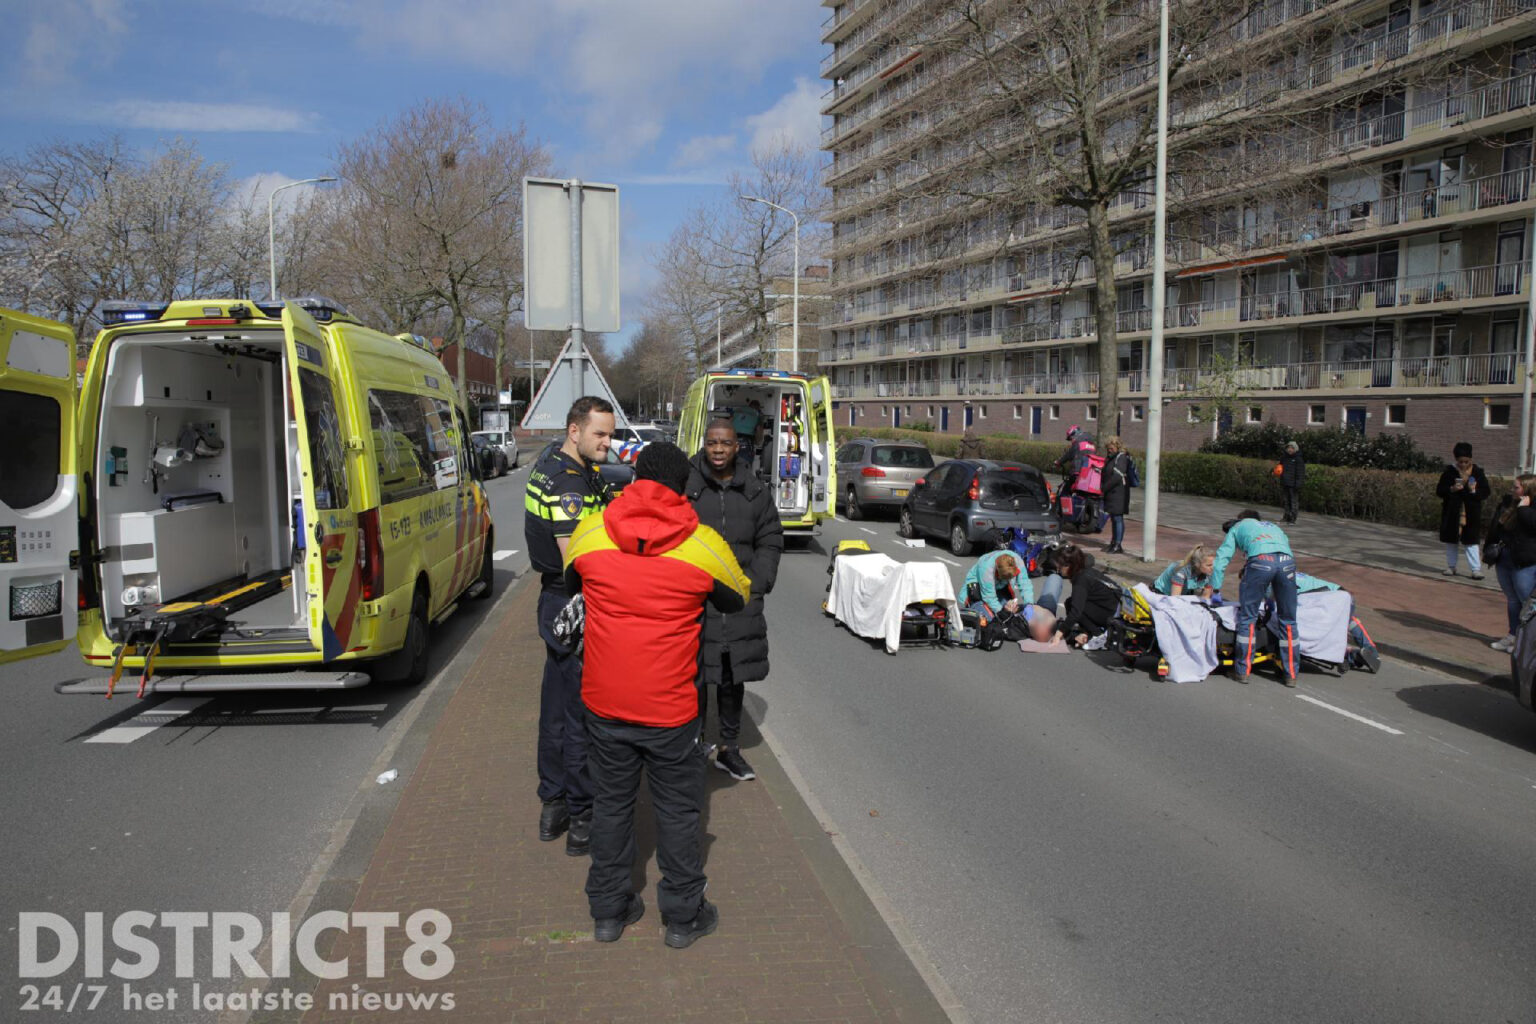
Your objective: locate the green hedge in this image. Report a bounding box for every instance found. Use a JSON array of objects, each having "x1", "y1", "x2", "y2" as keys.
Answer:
[{"x1": 849, "y1": 426, "x2": 1506, "y2": 533}]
